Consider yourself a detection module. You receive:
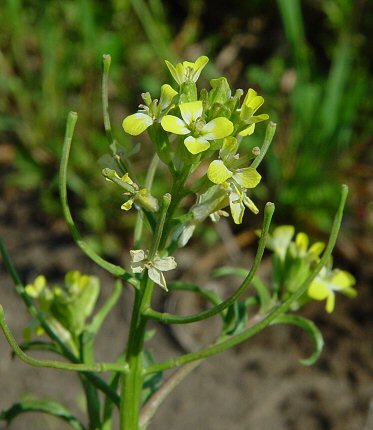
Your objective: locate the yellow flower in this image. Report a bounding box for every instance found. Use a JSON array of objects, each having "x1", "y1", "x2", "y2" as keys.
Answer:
[
  {"x1": 165, "y1": 56, "x2": 209, "y2": 85},
  {"x1": 123, "y1": 84, "x2": 178, "y2": 136},
  {"x1": 238, "y1": 88, "x2": 269, "y2": 136},
  {"x1": 207, "y1": 137, "x2": 261, "y2": 224},
  {"x1": 161, "y1": 101, "x2": 233, "y2": 154},
  {"x1": 308, "y1": 265, "x2": 356, "y2": 313}
]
